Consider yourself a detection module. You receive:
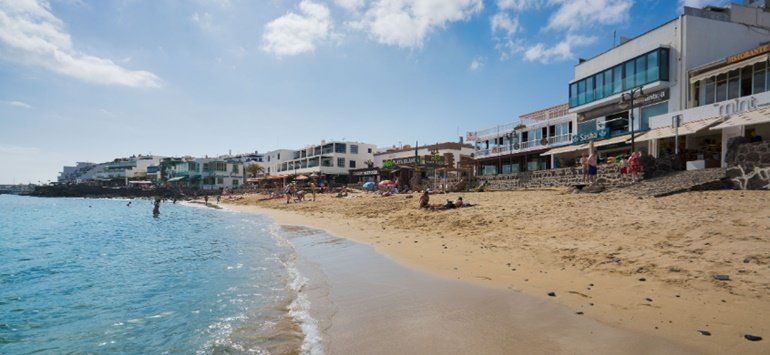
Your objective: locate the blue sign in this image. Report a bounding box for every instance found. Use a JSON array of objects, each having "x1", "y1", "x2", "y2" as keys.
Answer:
[{"x1": 572, "y1": 128, "x2": 609, "y2": 144}]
